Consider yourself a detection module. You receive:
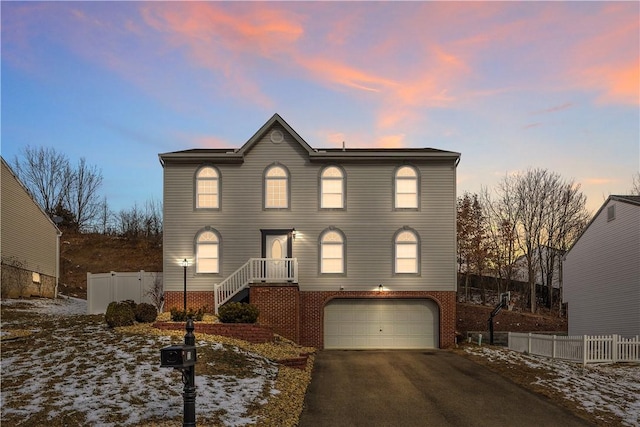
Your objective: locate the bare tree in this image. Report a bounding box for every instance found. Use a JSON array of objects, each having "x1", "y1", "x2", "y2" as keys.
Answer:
[
  {"x1": 631, "y1": 172, "x2": 640, "y2": 195},
  {"x1": 143, "y1": 198, "x2": 163, "y2": 239},
  {"x1": 65, "y1": 157, "x2": 103, "y2": 231},
  {"x1": 537, "y1": 180, "x2": 589, "y2": 310},
  {"x1": 116, "y1": 199, "x2": 162, "y2": 239},
  {"x1": 145, "y1": 272, "x2": 164, "y2": 311},
  {"x1": 481, "y1": 179, "x2": 521, "y2": 296},
  {"x1": 13, "y1": 146, "x2": 72, "y2": 216}
]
